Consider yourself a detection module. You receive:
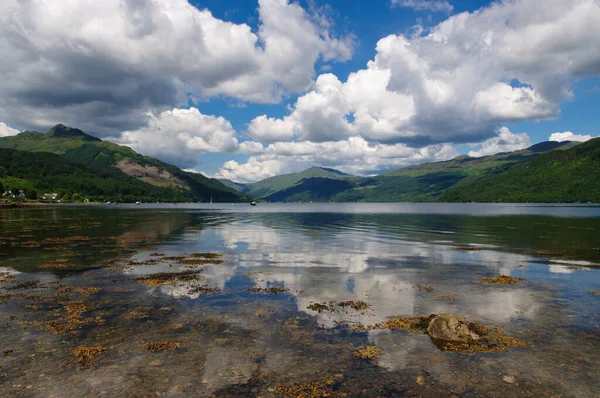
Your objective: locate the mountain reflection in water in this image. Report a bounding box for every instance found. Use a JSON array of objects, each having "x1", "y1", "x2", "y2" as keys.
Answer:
[{"x1": 0, "y1": 203, "x2": 599, "y2": 397}]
